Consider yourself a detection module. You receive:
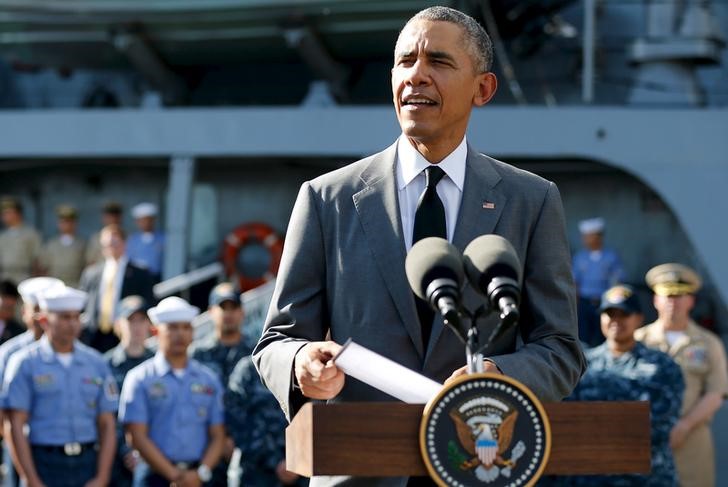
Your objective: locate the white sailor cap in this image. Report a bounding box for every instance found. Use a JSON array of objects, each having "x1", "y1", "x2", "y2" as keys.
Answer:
[
  {"x1": 147, "y1": 296, "x2": 199, "y2": 325},
  {"x1": 38, "y1": 286, "x2": 87, "y2": 312},
  {"x1": 578, "y1": 217, "x2": 605, "y2": 234},
  {"x1": 17, "y1": 277, "x2": 65, "y2": 306},
  {"x1": 131, "y1": 202, "x2": 158, "y2": 219}
]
